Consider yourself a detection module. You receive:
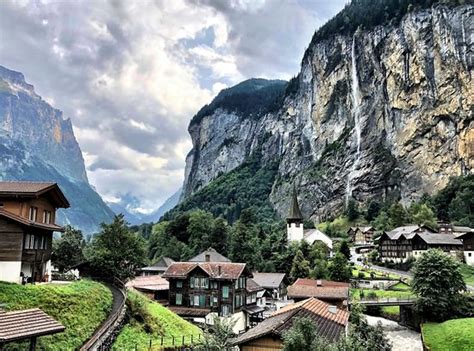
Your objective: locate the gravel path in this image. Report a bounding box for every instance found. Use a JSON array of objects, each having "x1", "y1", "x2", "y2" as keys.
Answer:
[{"x1": 365, "y1": 315, "x2": 422, "y2": 351}]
